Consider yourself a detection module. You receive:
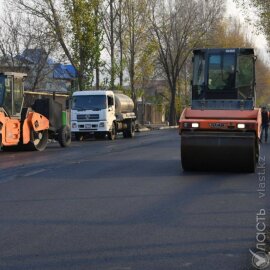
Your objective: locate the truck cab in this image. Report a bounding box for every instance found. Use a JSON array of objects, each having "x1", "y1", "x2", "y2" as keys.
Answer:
[{"x1": 71, "y1": 90, "x2": 115, "y2": 140}]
